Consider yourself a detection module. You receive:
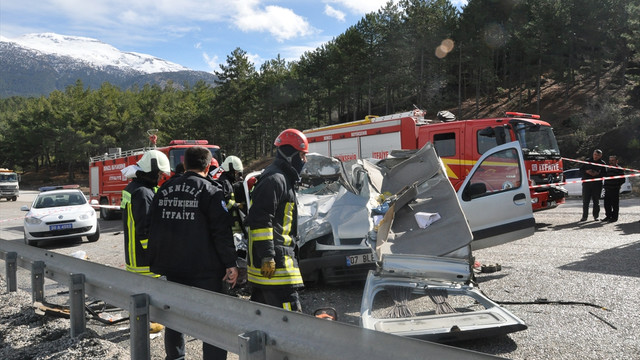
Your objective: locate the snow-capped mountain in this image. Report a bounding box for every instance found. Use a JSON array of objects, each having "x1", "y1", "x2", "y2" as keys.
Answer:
[
  {"x1": 0, "y1": 33, "x2": 217, "y2": 97},
  {"x1": 3, "y1": 33, "x2": 189, "y2": 74}
]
